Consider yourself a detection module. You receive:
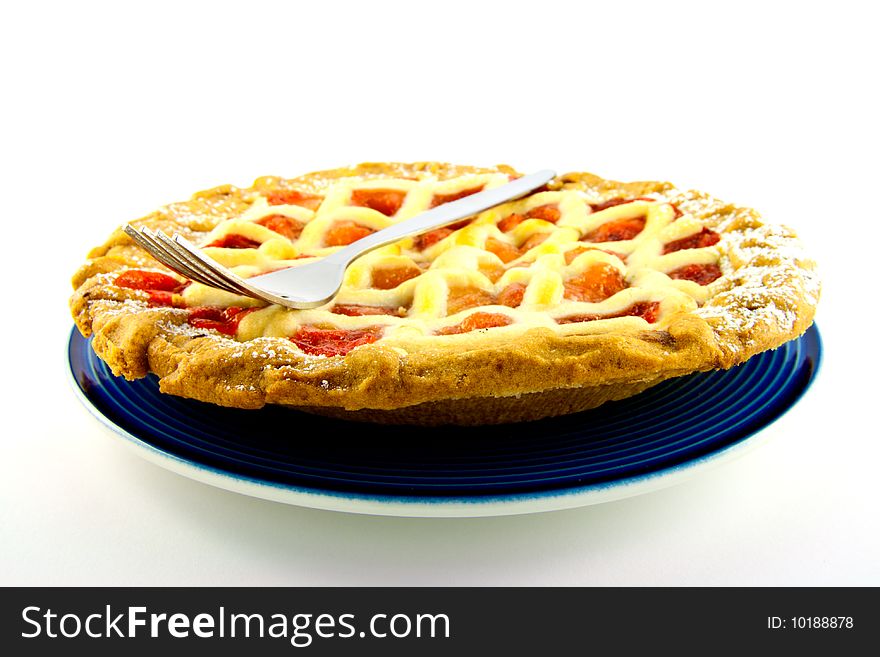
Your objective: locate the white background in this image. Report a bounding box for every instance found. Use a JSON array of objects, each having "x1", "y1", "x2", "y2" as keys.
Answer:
[{"x1": 2, "y1": 0, "x2": 877, "y2": 585}]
